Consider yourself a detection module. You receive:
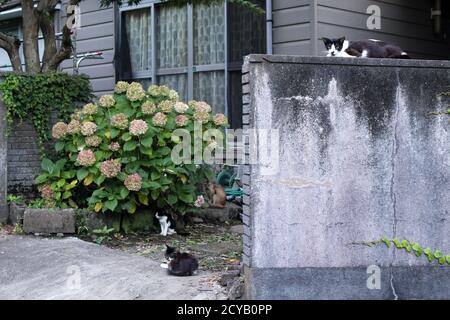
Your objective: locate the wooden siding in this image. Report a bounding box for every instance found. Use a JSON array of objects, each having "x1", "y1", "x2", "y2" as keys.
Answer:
[{"x1": 59, "y1": 1, "x2": 116, "y2": 95}]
